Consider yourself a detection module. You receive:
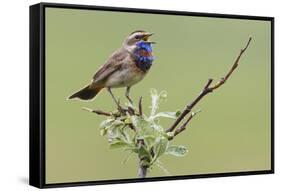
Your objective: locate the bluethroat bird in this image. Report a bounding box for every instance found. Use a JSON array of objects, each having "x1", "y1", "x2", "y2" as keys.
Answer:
[{"x1": 68, "y1": 30, "x2": 155, "y2": 106}]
